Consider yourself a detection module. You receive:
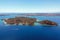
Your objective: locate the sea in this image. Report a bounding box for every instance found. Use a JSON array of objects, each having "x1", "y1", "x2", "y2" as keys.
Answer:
[{"x1": 0, "y1": 14, "x2": 60, "y2": 40}]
